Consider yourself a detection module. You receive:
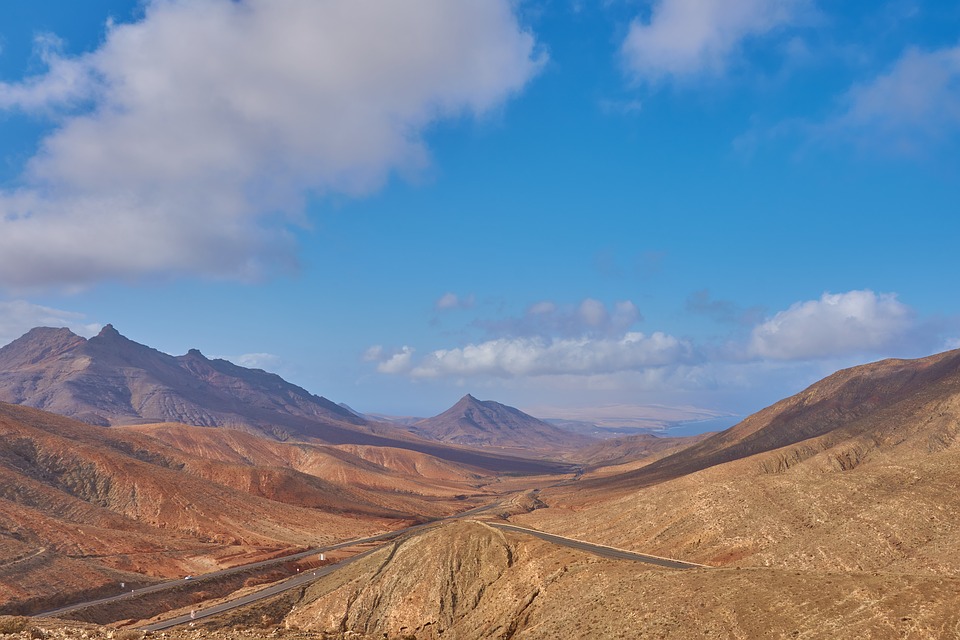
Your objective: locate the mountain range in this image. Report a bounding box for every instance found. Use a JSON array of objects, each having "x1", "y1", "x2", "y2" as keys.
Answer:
[
  {"x1": 0, "y1": 326, "x2": 575, "y2": 474},
  {"x1": 0, "y1": 325, "x2": 361, "y2": 432},
  {"x1": 7, "y1": 323, "x2": 960, "y2": 635},
  {"x1": 264, "y1": 347, "x2": 960, "y2": 638}
]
